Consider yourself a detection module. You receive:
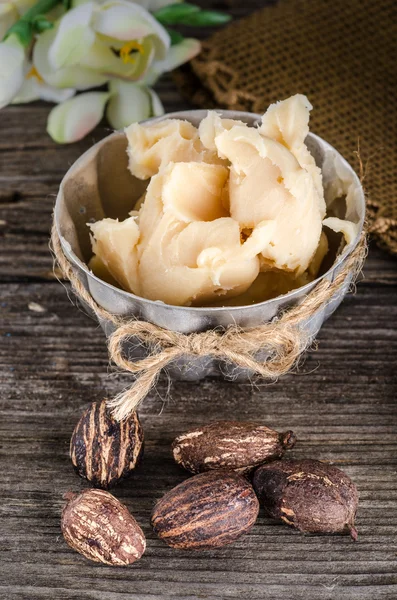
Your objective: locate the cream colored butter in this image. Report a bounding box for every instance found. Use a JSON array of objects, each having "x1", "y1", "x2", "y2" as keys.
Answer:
[
  {"x1": 207, "y1": 122, "x2": 323, "y2": 275},
  {"x1": 125, "y1": 118, "x2": 223, "y2": 180},
  {"x1": 198, "y1": 111, "x2": 247, "y2": 152},
  {"x1": 89, "y1": 97, "x2": 356, "y2": 307},
  {"x1": 259, "y1": 94, "x2": 325, "y2": 214},
  {"x1": 89, "y1": 217, "x2": 140, "y2": 294},
  {"x1": 161, "y1": 162, "x2": 229, "y2": 223},
  {"x1": 205, "y1": 230, "x2": 329, "y2": 307},
  {"x1": 136, "y1": 166, "x2": 272, "y2": 305},
  {"x1": 138, "y1": 214, "x2": 262, "y2": 305},
  {"x1": 323, "y1": 217, "x2": 357, "y2": 245},
  {"x1": 88, "y1": 254, "x2": 119, "y2": 288}
]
